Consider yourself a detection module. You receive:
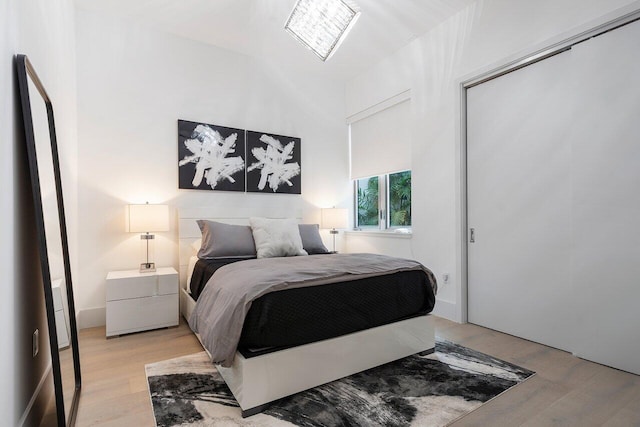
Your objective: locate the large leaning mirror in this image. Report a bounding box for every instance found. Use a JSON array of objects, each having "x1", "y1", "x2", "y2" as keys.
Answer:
[{"x1": 16, "y1": 54, "x2": 81, "y2": 426}]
